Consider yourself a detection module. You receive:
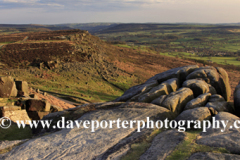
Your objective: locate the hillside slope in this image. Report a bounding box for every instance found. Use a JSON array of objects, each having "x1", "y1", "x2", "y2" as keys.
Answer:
[{"x1": 0, "y1": 29, "x2": 239, "y2": 104}]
